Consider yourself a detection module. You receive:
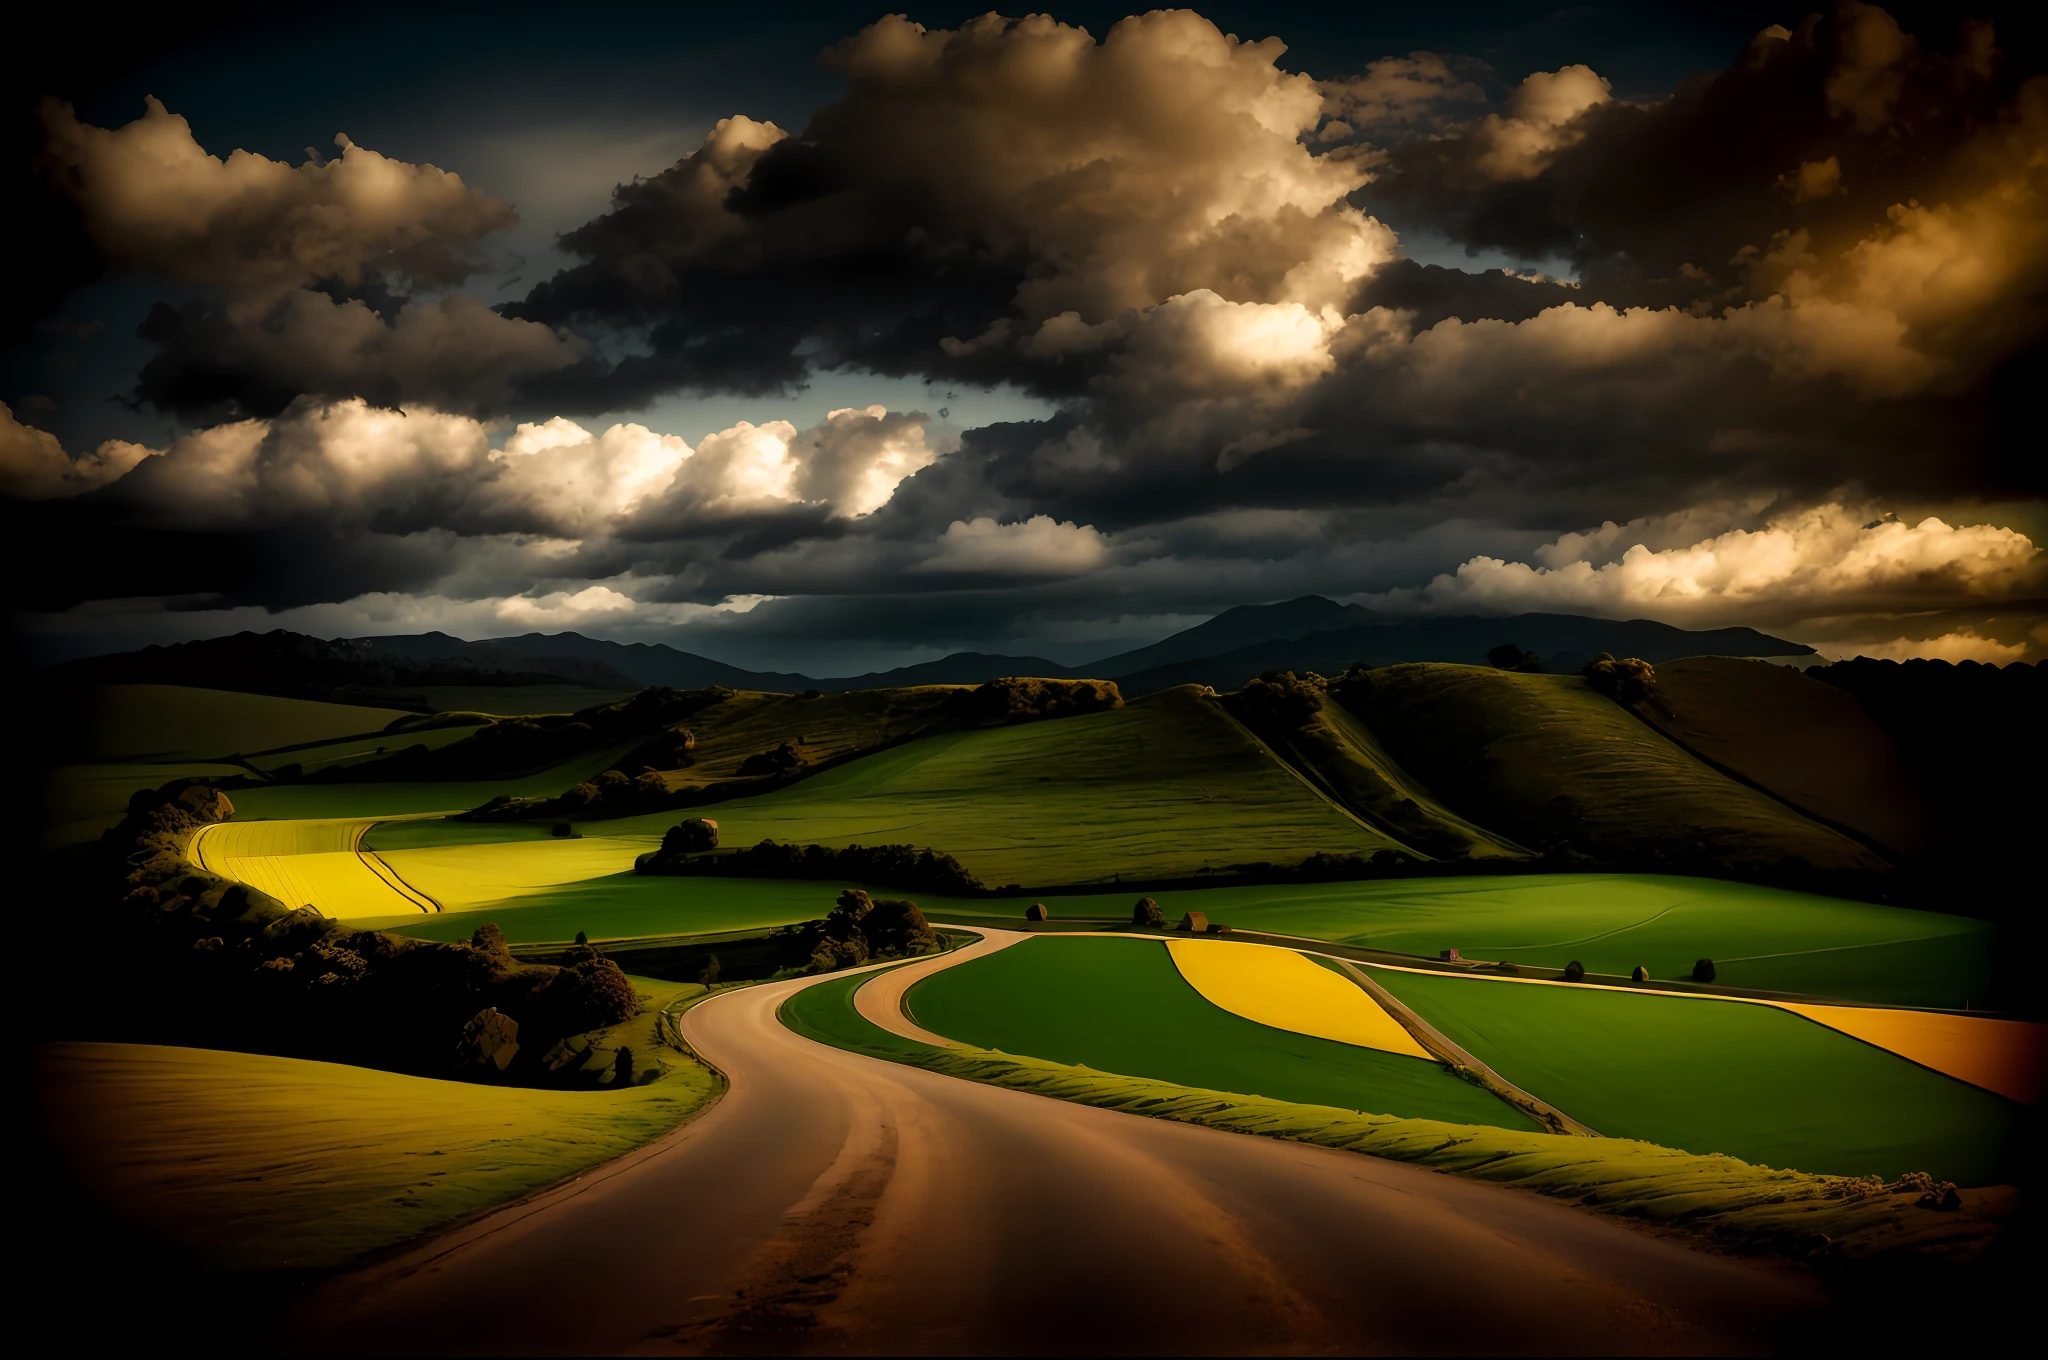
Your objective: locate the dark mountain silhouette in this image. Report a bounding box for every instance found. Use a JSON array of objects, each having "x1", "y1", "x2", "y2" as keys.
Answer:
[
  {"x1": 1112, "y1": 613, "x2": 1813, "y2": 696},
  {"x1": 48, "y1": 603, "x2": 1814, "y2": 705},
  {"x1": 1087, "y1": 595, "x2": 1365, "y2": 676},
  {"x1": 46, "y1": 629, "x2": 640, "y2": 702}
]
